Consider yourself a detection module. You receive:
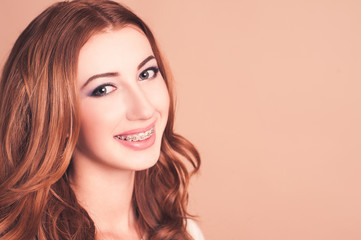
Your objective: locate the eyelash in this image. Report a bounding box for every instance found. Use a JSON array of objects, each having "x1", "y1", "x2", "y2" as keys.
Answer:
[
  {"x1": 139, "y1": 67, "x2": 159, "y2": 81},
  {"x1": 90, "y1": 83, "x2": 116, "y2": 97},
  {"x1": 89, "y1": 67, "x2": 159, "y2": 97}
]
